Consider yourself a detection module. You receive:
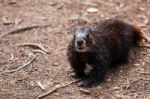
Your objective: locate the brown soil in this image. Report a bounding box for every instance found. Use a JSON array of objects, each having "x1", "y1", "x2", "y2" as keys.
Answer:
[{"x1": 0, "y1": 0, "x2": 150, "y2": 99}]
